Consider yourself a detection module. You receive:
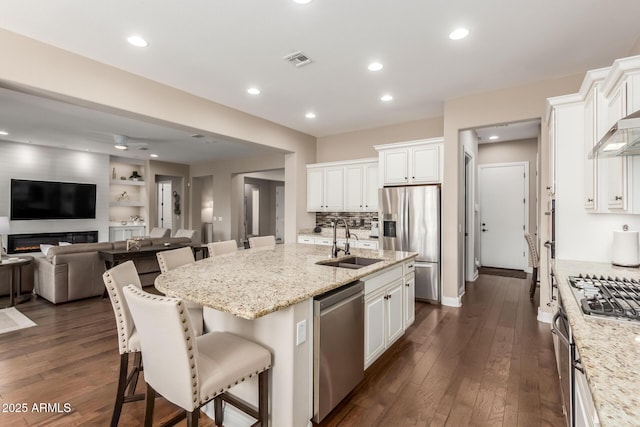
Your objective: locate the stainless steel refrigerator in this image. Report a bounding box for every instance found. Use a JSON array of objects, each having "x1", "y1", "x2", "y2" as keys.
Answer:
[{"x1": 379, "y1": 185, "x2": 440, "y2": 302}]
